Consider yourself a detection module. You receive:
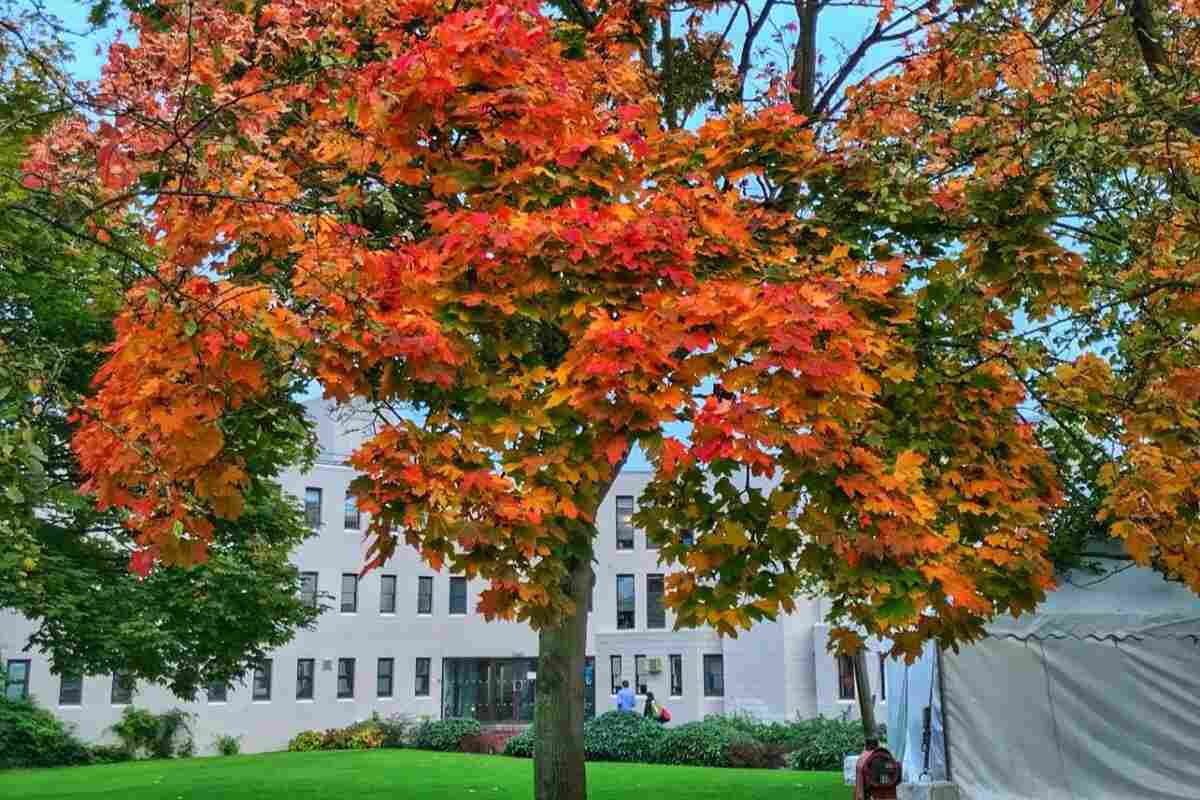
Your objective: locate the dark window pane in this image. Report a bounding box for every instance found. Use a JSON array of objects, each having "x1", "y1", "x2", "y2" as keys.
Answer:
[
  {"x1": 417, "y1": 576, "x2": 433, "y2": 615},
  {"x1": 380, "y1": 575, "x2": 397, "y2": 613},
  {"x1": 344, "y1": 494, "x2": 360, "y2": 530},
  {"x1": 616, "y1": 574, "x2": 635, "y2": 629},
  {"x1": 377, "y1": 658, "x2": 394, "y2": 698},
  {"x1": 609, "y1": 655, "x2": 622, "y2": 694},
  {"x1": 304, "y1": 487, "x2": 322, "y2": 528},
  {"x1": 449, "y1": 577, "x2": 467, "y2": 615},
  {"x1": 5, "y1": 660, "x2": 30, "y2": 701},
  {"x1": 253, "y1": 660, "x2": 273, "y2": 701},
  {"x1": 206, "y1": 680, "x2": 228, "y2": 703},
  {"x1": 681, "y1": 531, "x2": 694, "y2": 546},
  {"x1": 615, "y1": 496, "x2": 635, "y2": 550},
  {"x1": 111, "y1": 670, "x2": 134, "y2": 704},
  {"x1": 58, "y1": 674, "x2": 83, "y2": 706},
  {"x1": 879, "y1": 653, "x2": 887, "y2": 702},
  {"x1": 296, "y1": 659, "x2": 315, "y2": 700},
  {"x1": 337, "y1": 658, "x2": 355, "y2": 699},
  {"x1": 703, "y1": 654, "x2": 724, "y2": 698},
  {"x1": 300, "y1": 572, "x2": 318, "y2": 608},
  {"x1": 669, "y1": 654, "x2": 683, "y2": 697},
  {"x1": 646, "y1": 574, "x2": 665, "y2": 629},
  {"x1": 837, "y1": 655, "x2": 856, "y2": 700},
  {"x1": 634, "y1": 655, "x2": 647, "y2": 695},
  {"x1": 414, "y1": 658, "x2": 430, "y2": 696},
  {"x1": 341, "y1": 573, "x2": 358, "y2": 613}
]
